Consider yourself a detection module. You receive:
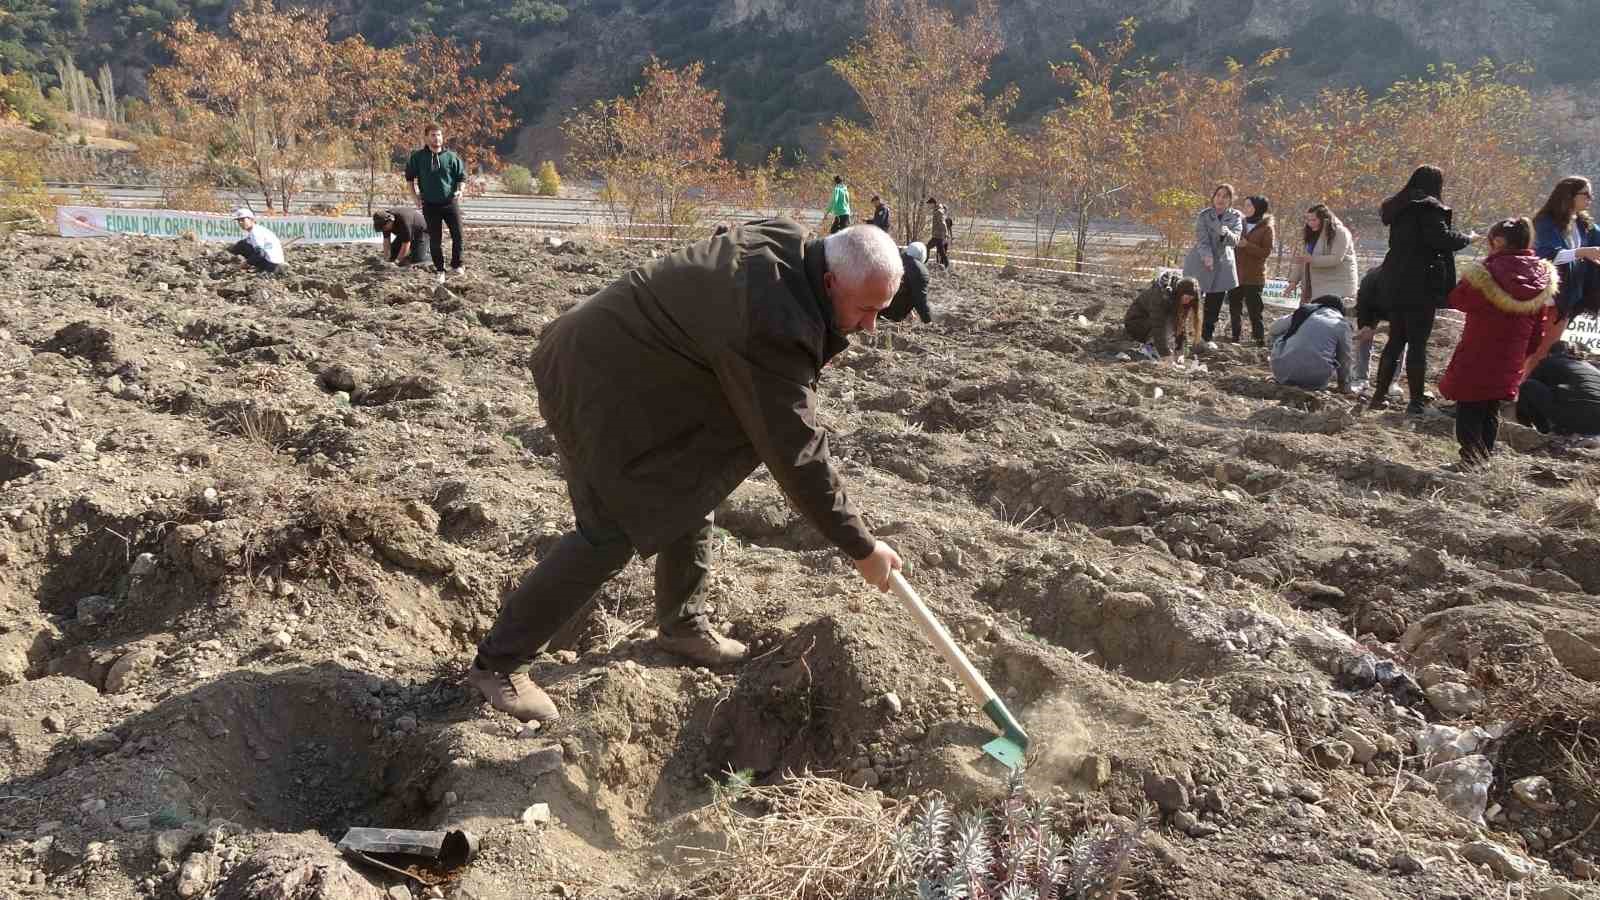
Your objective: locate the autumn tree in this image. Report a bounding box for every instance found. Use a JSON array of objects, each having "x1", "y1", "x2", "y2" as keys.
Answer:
[
  {"x1": 563, "y1": 58, "x2": 733, "y2": 234},
  {"x1": 149, "y1": 0, "x2": 342, "y2": 211},
  {"x1": 1372, "y1": 61, "x2": 1545, "y2": 230},
  {"x1": 824, "y1": 0, "x2": 1006, "y2": 245},
  {"x1": 1039, "y1": 18, "x2": 1148, "y2": 270},
  {"x1": 1252, "y1": 86, "x2": 1384, "y2": 272},
  {"x1": 1133, "y1": 52, "x2": 1284, "y2": 233},
  {"x1": 333, "y1": 37, "x2": 418, "y2": 214},
  {"x1": 408, "y1": 34, "x2": 518, "y2": 174}
]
